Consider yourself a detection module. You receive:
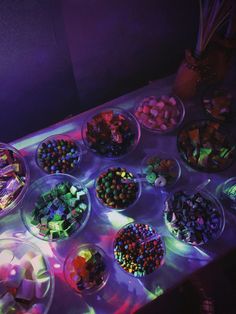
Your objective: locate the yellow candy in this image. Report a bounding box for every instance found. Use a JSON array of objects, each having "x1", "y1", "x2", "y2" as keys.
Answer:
[{"x1": 79, "y1": 249, "x2": 92, "y2": 261}]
